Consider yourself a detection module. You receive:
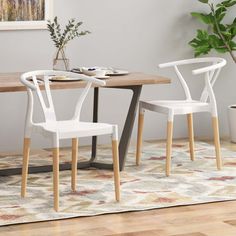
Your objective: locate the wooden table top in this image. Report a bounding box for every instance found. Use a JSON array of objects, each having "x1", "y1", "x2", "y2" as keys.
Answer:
[{"x1": 0, "y1": 72, "x2": 171, "y2": 93}]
